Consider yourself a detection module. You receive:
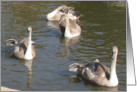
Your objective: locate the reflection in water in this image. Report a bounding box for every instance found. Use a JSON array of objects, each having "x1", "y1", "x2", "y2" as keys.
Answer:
[
  {"x1": 46, "y1": 18, "x2": 81, "y2": 57},
  {"x1": 59, "y1": 36, "x2": 81, "y2": 57},
  {"x1": 69, "y1": 74, "x2": 118, "y2": 91},
  {"x1": 69, "y1": 75, "x2": 81, "y2": 83},
  {"x1": 46, "y1": 20, "x2": 81, "y2": 58},
  {"x1": 60, "y1": 36, "x2": 81, "y2": 46},
  {"x1": 19, "y1": 60, "x2": 33, "y2": 88},
  {"x1": 59, "y1": 44, "x2": 70, "y2": 58}
]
